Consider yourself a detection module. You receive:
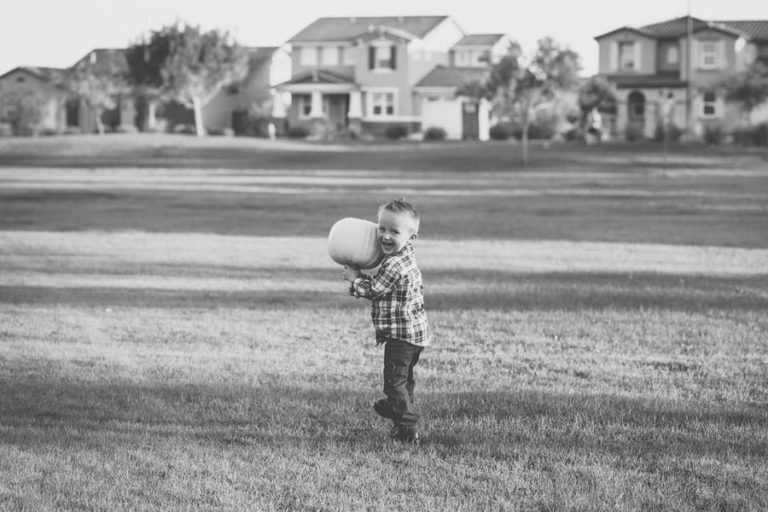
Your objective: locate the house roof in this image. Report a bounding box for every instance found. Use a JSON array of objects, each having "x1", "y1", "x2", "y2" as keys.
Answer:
[
  {"x1": 287, "y1": 16, "x2": 450, "y2": 43},
  {"x1": 719, "y1": 20, "x2": 768, "y2": 41},
  {"x1": 0, "y1": 66, "x2": 65, "y2": 82},
  {"x1": 277, "y1": 68, "x2": 355, "y2": 87},
  {"x1": 594, "y1": 26, "x2": 657, "y2": 40},
  {"x1": 413, "y1": 65, "x2": 489, "y2": 89},
  {"x1": 453, "y1": 34, "x2": 506, "y2": 46},
  {"x1": 70, "y1": 48, "x2": 128, "y2": 73},
  {"x1": 597, "y1": 16, "x2": 768, "y2": 41}
]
